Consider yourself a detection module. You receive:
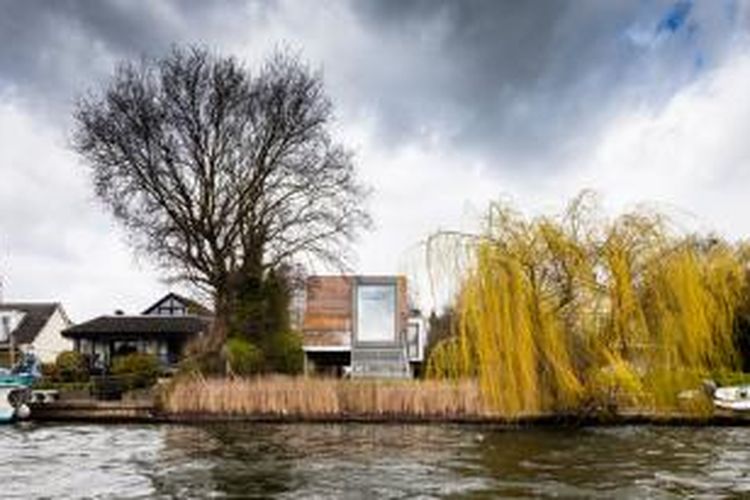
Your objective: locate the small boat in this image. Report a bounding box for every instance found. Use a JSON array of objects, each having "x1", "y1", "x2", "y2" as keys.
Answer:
[
  {"x1": 713, "y1": 385, "x2": 750, "y2": 411},
  {"x1": 0, "y1": 353, "x2": 41, "y2": 423},
  {"x1": 0, "y1": 379, "x2": 31, "y2": 422}
]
